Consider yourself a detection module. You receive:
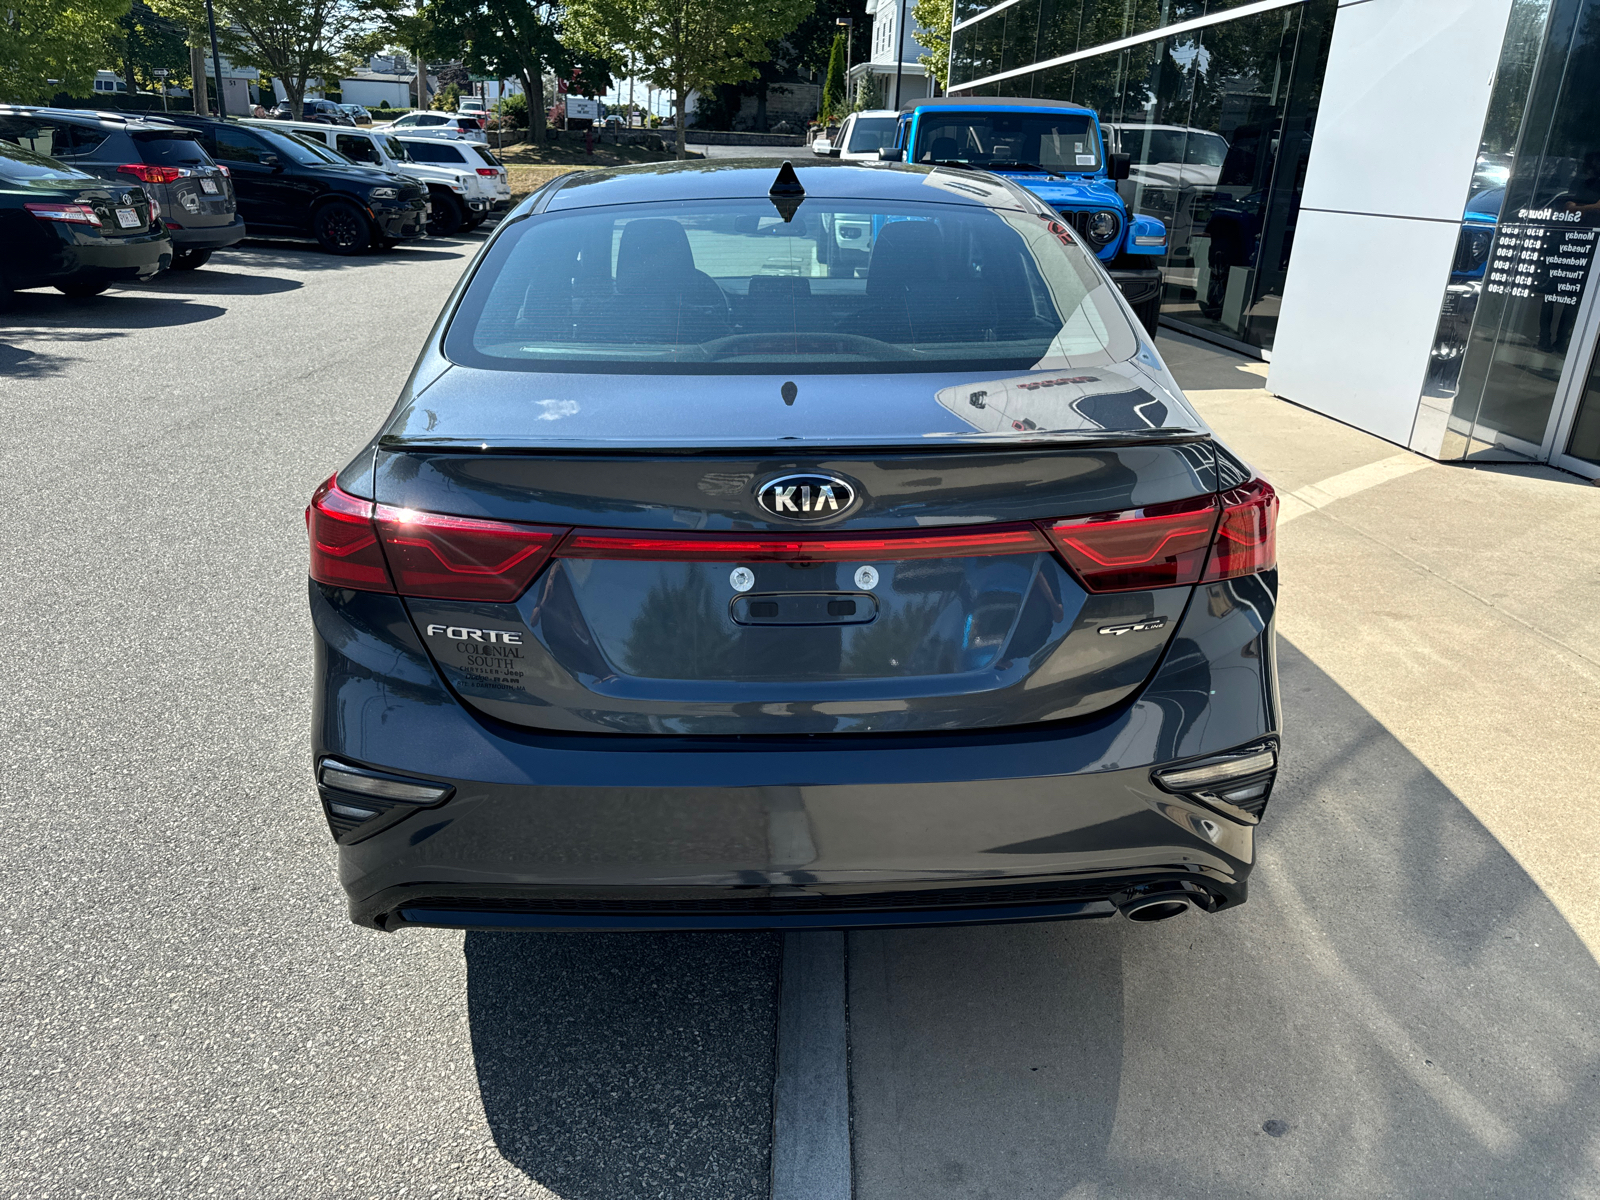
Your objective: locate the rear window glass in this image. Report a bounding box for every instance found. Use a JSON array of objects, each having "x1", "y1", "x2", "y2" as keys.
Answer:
[
  {"x1": 468, "y1": 144, "x2": 500, "y2": 166},
  {"x1": 445, "y1": 196, "x2": 1135, "y2": 376},
  {"x1": 0, "y1": 139, "x2": 92, "y2": 181},
  {"x1": 405, "y1": 139, "x2": 466, "y2": 163},
  {"x1": 132, "y1": 132, "x2": 212, "y2": 166},
  {"x1": 845, "y1": 117, "x2": 897, "y2": 154}
]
